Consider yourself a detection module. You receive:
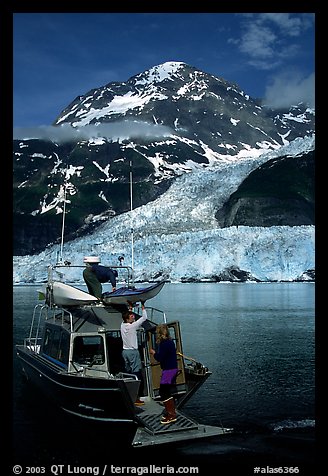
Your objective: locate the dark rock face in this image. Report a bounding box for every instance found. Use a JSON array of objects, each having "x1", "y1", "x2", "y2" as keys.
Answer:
[
  {"x1": 295, "y1": 269, "x2": 315, "y2": 281},
  {"x1": 216, "y1": 196, "x2": 314, "y2": 227},
  {"x1": 181, "y1": 267, "x2": 259, "y2": 283},
  {"x1": 215, "y1": 151, "x2": 315, "y2": 227}
]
